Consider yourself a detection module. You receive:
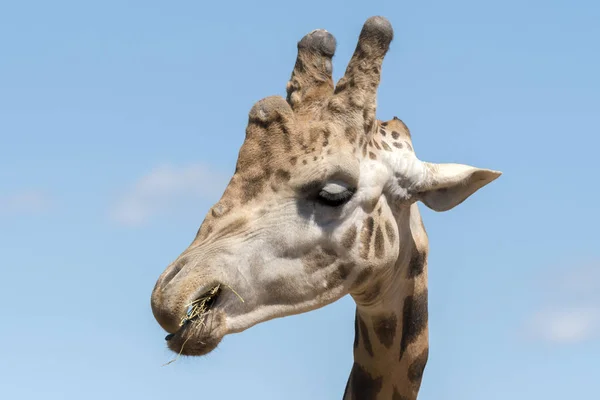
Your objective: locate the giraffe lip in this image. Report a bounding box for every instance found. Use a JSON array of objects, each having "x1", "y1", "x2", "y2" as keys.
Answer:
[
  {"x1": 163, "y1": 285, "x2": 226, "y2": 356},
  {"x1": 165, "y1": 314, "x2": 225, "y2": 356}
]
